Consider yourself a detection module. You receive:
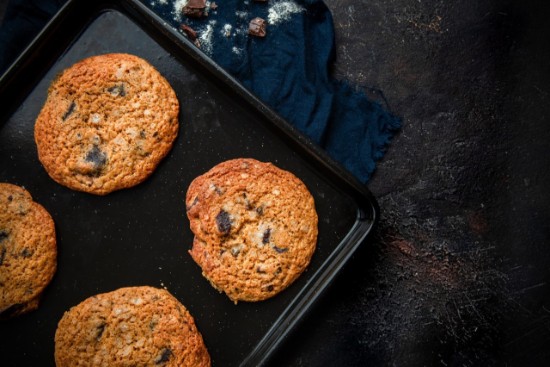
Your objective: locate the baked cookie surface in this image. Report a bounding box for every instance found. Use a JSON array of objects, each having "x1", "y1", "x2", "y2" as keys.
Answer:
[
  {"x1": 34, "y1": 53, "x2": 179, "y2": 195},
  {"x1": 54, "y1": 286, "x2": 210, "y2": 367},
  {"x1": 0, "y1": 183, "x2": 57, "y2": 318},
  {"x1": 186, "y1": 158, "x2": 318, "y2": 303}
]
